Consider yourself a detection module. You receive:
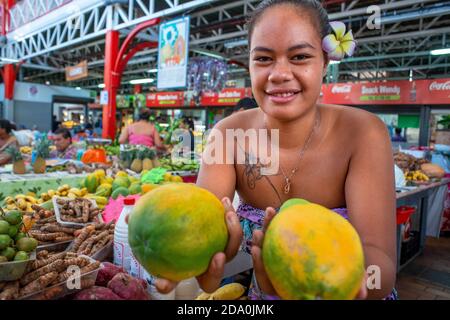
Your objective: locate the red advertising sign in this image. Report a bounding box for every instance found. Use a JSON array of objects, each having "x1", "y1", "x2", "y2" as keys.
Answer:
[
  {"x1": 321, "y1": 78, "x2": 450, "y2": 105},
  {"x1": 200, "y1": 88, "x2": 253, "y2": 106},
  {"x1": 146, "y1": 92, "x2": 185, "y2": 107},
  {"x1": 416, "y1": 78, "x2": 450, "y2": 105}
]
